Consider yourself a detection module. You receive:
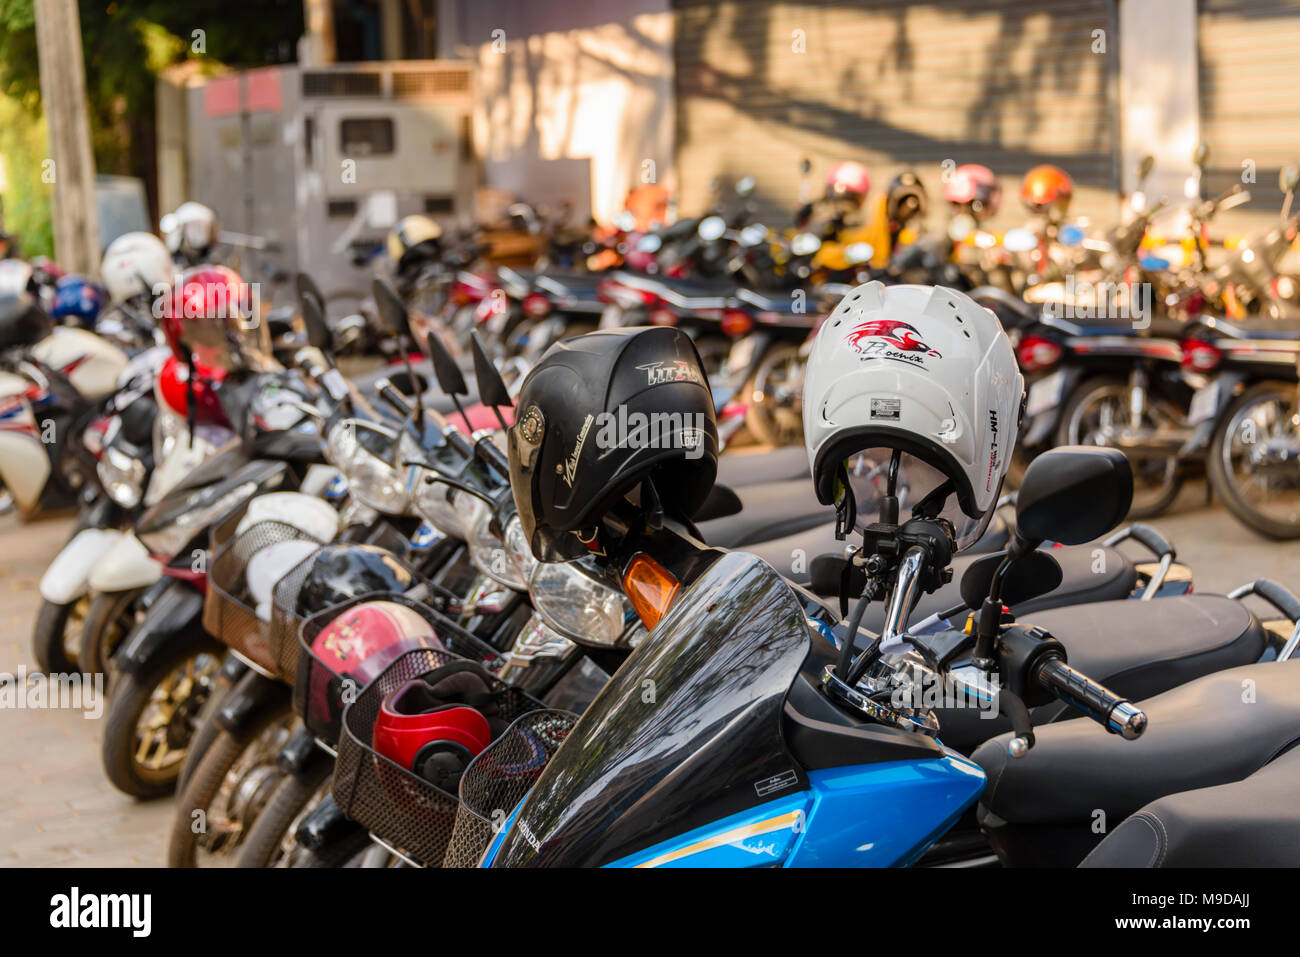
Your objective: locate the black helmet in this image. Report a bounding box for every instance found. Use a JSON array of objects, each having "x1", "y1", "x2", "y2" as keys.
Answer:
[
  {"x1": 886, "y1": 172, "x2": 927, "y2": 229},
  {"x1": 295, "y1": 543, "x2": 415, "y2": 615},
  {"x1": 0, "y1": 291, "x2": 52, "y2": 349},
  {"x1": 508, "y1": 326, "x2": 719, "y2": 562}
]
